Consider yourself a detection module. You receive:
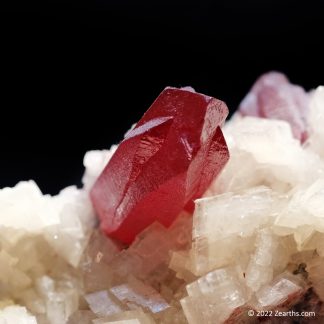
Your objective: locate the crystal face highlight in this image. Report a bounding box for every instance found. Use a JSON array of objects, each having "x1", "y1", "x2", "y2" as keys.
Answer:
[{"x1": 90, "y1": 87, "x2": 229, "y2": 244}]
